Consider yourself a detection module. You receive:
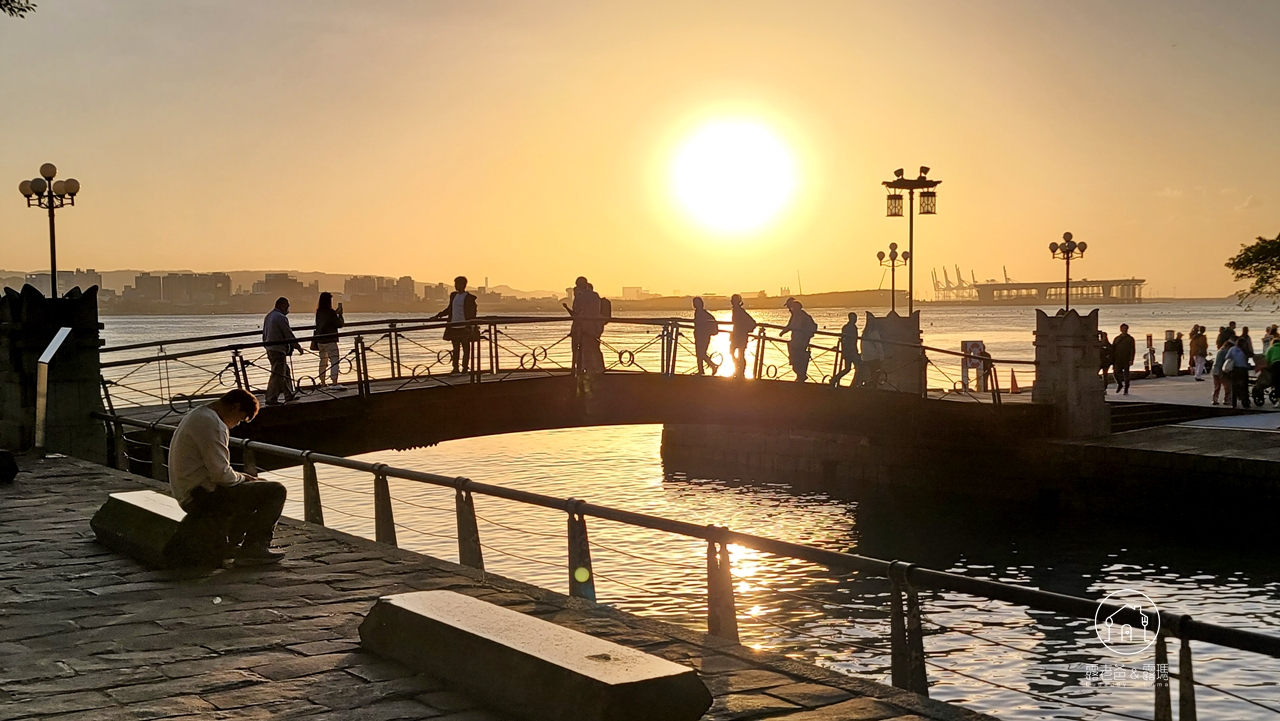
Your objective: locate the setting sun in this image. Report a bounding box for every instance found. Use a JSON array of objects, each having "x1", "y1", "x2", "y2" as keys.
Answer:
[{"x1": 671, "y1": 120, "x2": 797, "y2": 235}]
